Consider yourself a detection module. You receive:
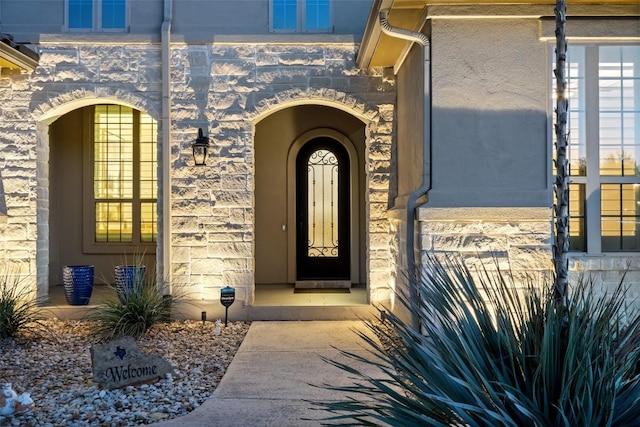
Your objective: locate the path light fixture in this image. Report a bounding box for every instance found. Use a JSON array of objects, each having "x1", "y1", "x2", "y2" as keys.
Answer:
[
  {"x1": 191, "y1": 128, "x2": 210, "y2": 166},
  {"x1": 220, "y1": 286, "x2": 236, "y2": 326}
]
